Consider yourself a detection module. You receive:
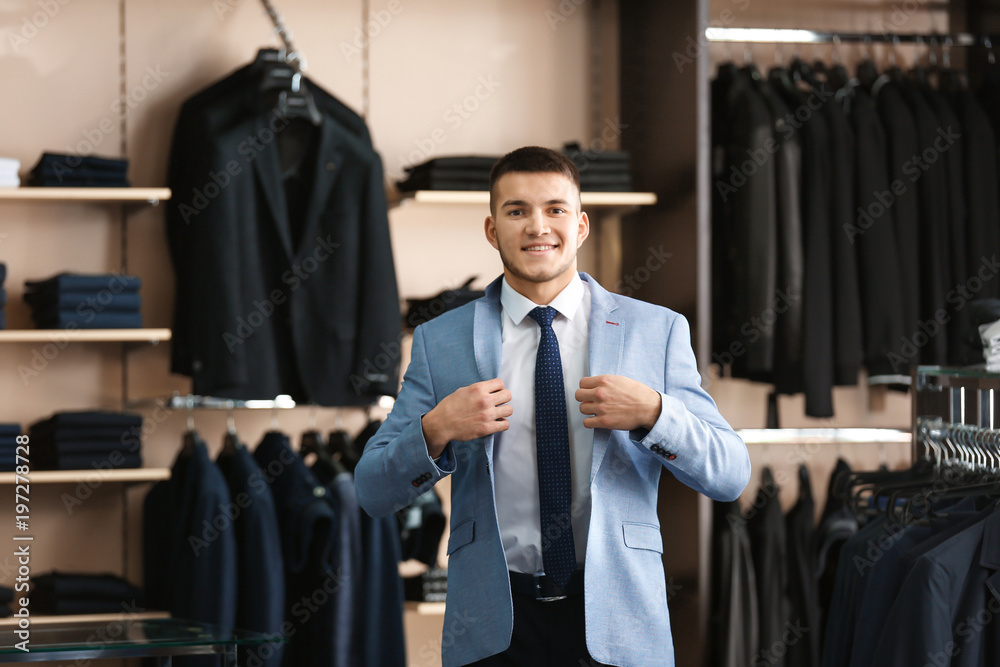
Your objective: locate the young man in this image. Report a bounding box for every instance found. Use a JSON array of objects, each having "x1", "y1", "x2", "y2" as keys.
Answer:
[{"x1": 355, "y1": 146, "x2": 750, "y2": 666}]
